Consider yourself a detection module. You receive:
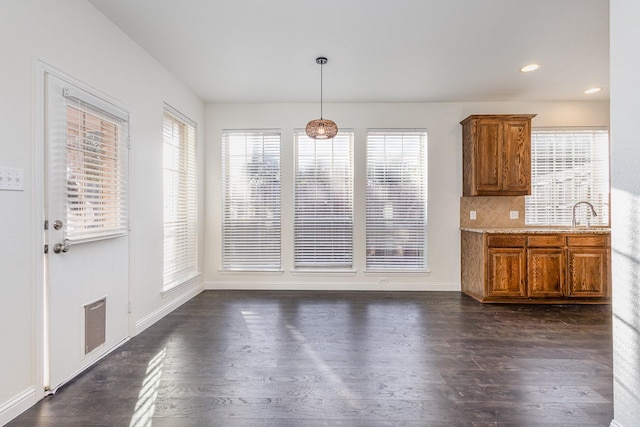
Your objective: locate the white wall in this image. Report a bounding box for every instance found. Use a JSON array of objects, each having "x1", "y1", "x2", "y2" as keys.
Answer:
[
  {"x1": 204, "y1": 101, "x2": 609, "y2": 290},
  {"x1": 611, "y1": 1, "x2": 640, "y2": 426},
  {"x1": 0, "y1": 1, "x2": 205, "y2": 423}
]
